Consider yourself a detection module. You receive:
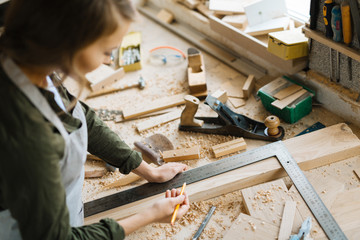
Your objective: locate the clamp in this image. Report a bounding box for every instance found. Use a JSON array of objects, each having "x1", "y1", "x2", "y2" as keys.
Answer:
[{"x1": 179, "y1": 95, "x2": 285, "y2": 141}]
